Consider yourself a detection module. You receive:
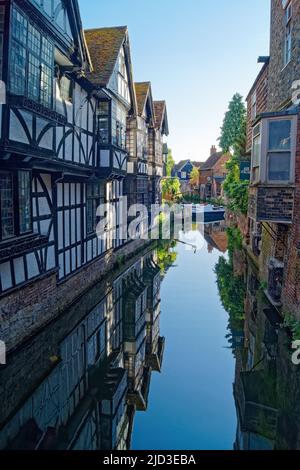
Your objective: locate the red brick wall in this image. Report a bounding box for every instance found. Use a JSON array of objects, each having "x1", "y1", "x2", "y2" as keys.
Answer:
[
  {"x1": 268, "y1": 0, "x2": 300, "y2": 111},
  {"x1": 282, "y1": 113, "x2": 300, "y2": 318},
  {"x1": 0, "y1": 239, "x2": 149, "y2": 352},
  {"x1": 246, "y1": 64, "x2": 269, "y2": 152},
  {"x1": 213, "y1": 153, "x2": 230, "y2": 176}
]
